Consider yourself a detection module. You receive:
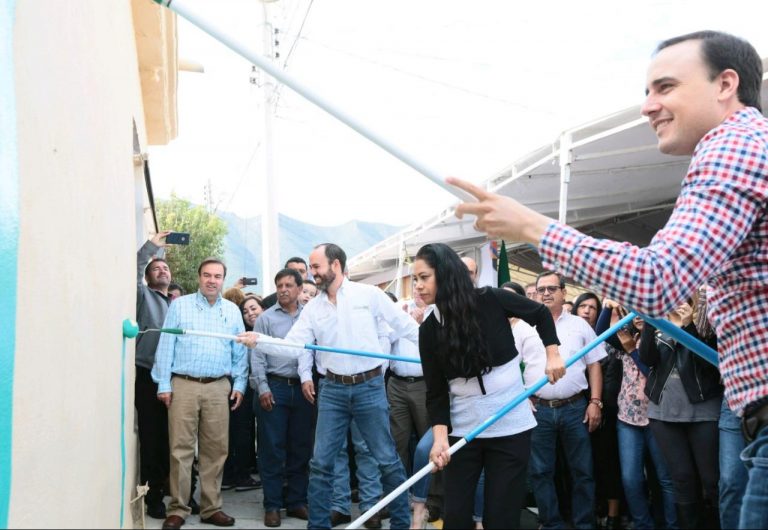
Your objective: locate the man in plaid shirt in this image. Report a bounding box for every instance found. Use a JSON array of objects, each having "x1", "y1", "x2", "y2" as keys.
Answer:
[{"x1": 450, "y1": 31, "x2": 768, "y2": 529}]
